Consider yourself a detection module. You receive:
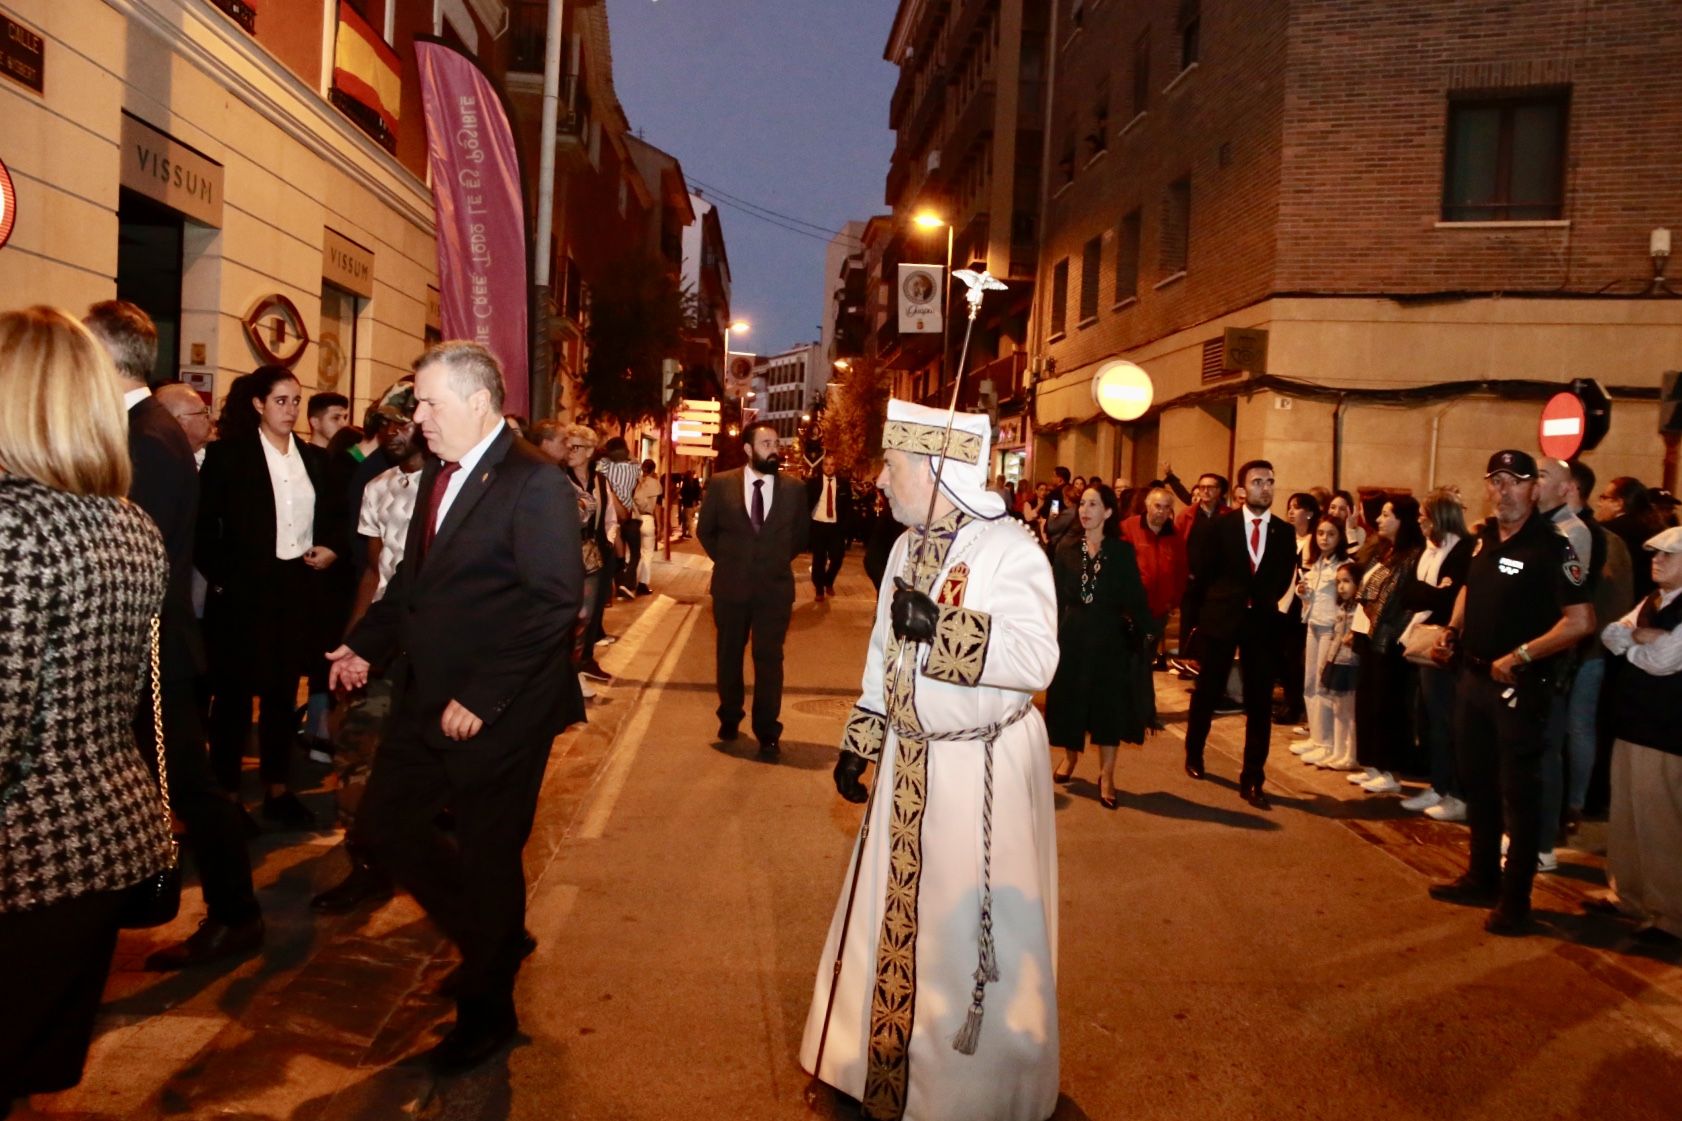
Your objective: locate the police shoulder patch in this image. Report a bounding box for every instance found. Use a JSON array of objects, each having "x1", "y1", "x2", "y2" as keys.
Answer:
[{"x1": 1562, "y1": 541, "x2": 1585, "y2": 586}]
